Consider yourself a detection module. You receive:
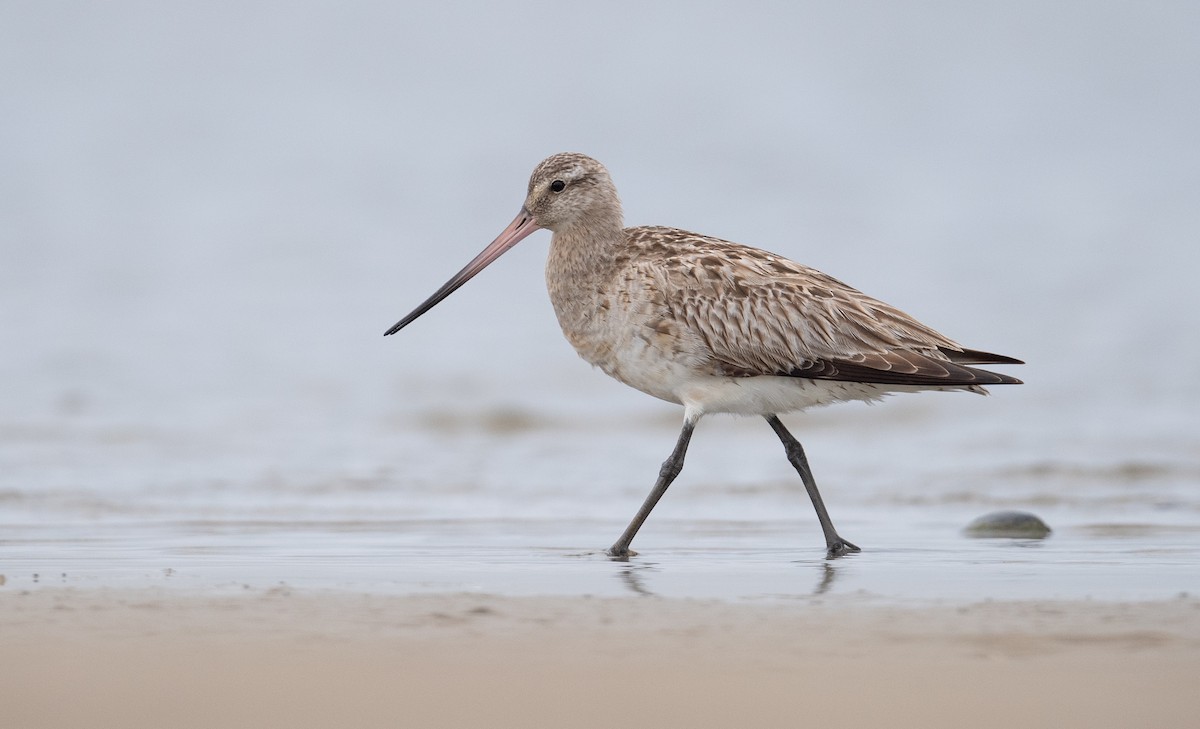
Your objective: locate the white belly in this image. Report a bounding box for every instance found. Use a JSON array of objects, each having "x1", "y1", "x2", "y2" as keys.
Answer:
[
  {"x1": 593, "y1": 342, "x2": 904, "y2": 416},
  {"x1": 675, "y1": 375, "x2": 895, "y2": 415}
]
